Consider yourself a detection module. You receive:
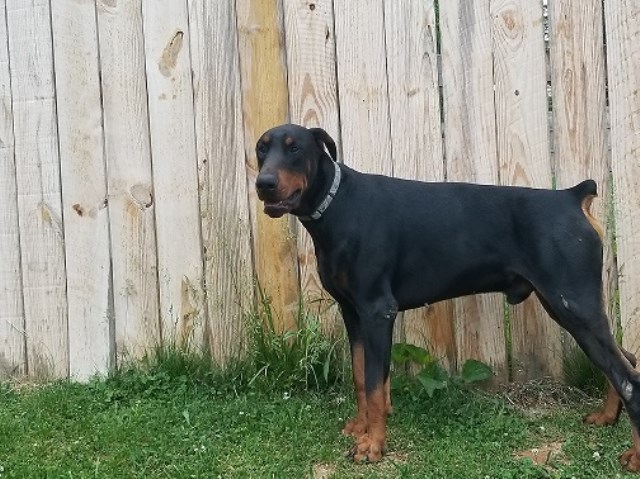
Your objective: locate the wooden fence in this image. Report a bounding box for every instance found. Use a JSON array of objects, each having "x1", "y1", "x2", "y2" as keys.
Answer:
[{"x1": 1, "y1": 0, "x2": 639, "y2": 381}]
